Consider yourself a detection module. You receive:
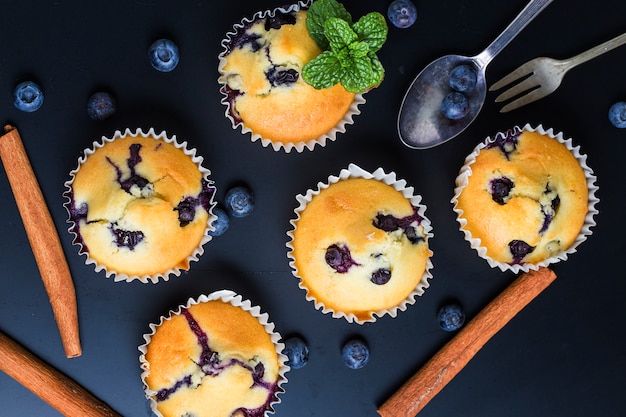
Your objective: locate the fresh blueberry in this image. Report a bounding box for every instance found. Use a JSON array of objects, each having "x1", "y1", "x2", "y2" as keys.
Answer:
[
  {"x1": 224, "y1": 186, "x2": 254, "y2": 218},
  {"x1": 87, "y1": 92, "x2": 117, "y2": 120},
  {"x1": 441, "y1": 91, "x2": 469, "y2": 120},
  {"x1": 608, "y1": 101, "x2": 626, "y2": 128},
  {"x1": 387, "y1": 0, "x2": 417, "y2": 29},
  {"x1": 342, "y1": 339, "x2": 369, "y2": 369},
  {"x1": 449, "y1": 65, "x2": 477, "y2": 93},
  {"x1": 438, "y1": 304, "x2": 465, "y2": 332},
  {"x1": 13, "y1": 81, "x2": 44, "y2": 112},
  {"x1": 209, "y1": 207, "x2": 230, "y2": 237},
  {"x1": 148, "y1": 39, "x2": 179, "y2": 72},
  {"x1": 283, "y1": 336, "x2": 309, "y2": 370}
]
